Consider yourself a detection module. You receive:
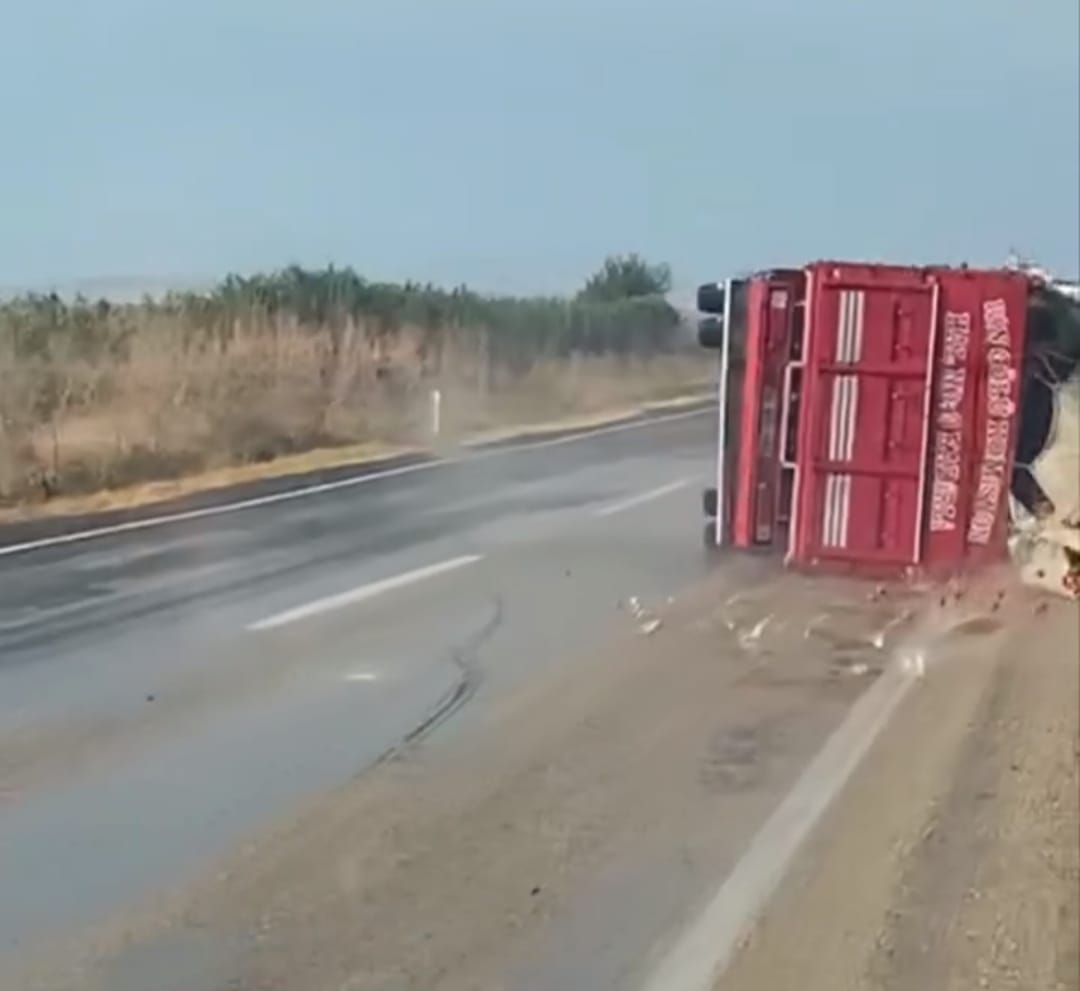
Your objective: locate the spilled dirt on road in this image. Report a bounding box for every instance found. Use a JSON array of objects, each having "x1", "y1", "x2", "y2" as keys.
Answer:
[
  {"x1": 716, "y1": 582, "x2": 1079, "y2": 991},
  {"x1": 5, "y1": 563, "x2": 924, "y2": 991},
  {"x1": 7, "y1": 567, "x2": 1075, "y2": 991}
]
